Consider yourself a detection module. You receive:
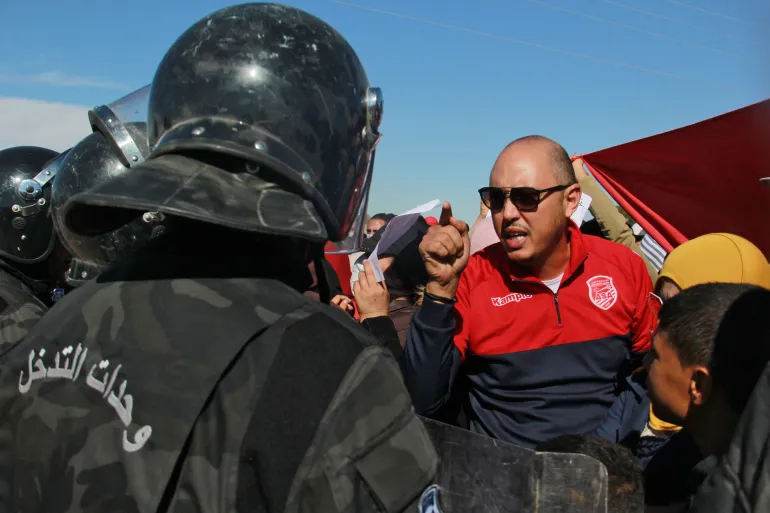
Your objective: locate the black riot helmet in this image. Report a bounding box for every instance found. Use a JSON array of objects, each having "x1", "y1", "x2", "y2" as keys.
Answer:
[
  {"x1": 0, "y1": 146, "x2": 65, "y2": 264},
  {"x1": 52, "y1": 121, "x2": 166, "y2": 285},
  {"x1": 64, "y1": 3, "x2": 382, "y2": 254}
]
